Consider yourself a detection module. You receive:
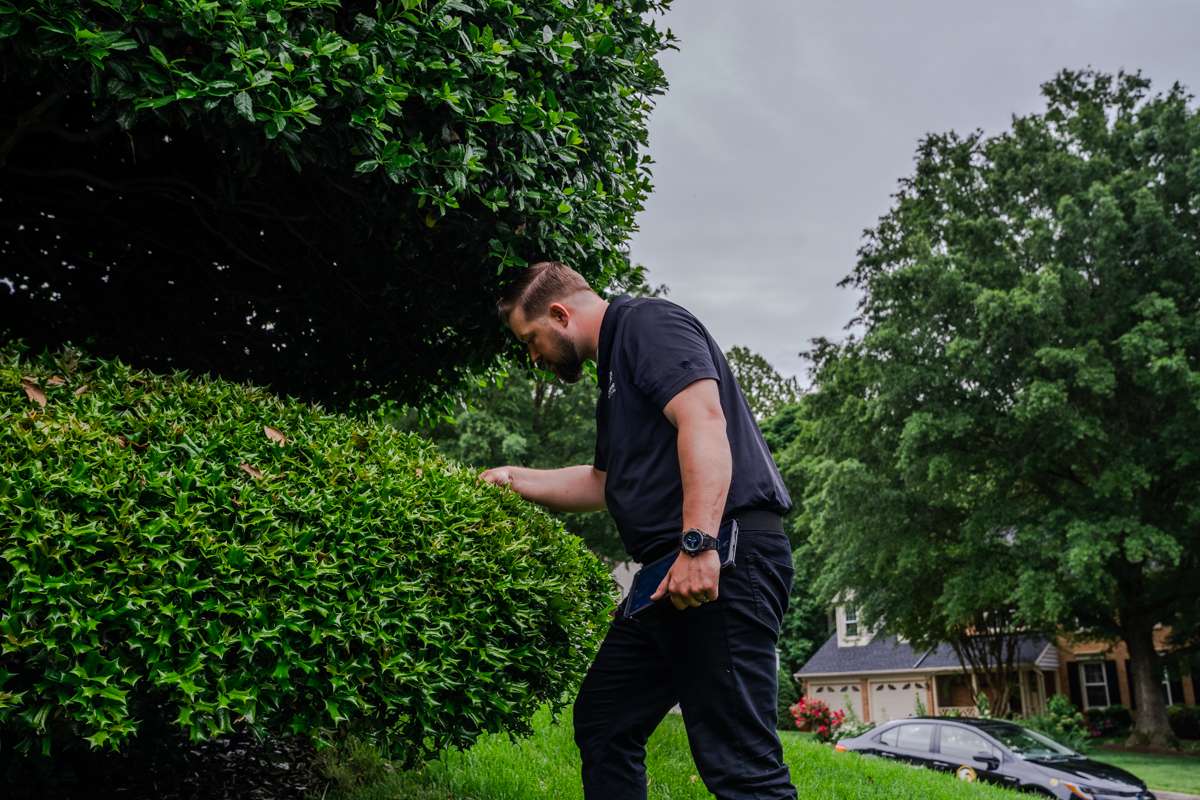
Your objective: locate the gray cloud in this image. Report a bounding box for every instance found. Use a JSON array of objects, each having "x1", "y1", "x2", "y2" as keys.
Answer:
[{"x1": 630, "y1": 0, "x2": 1200, "y2": 380}]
